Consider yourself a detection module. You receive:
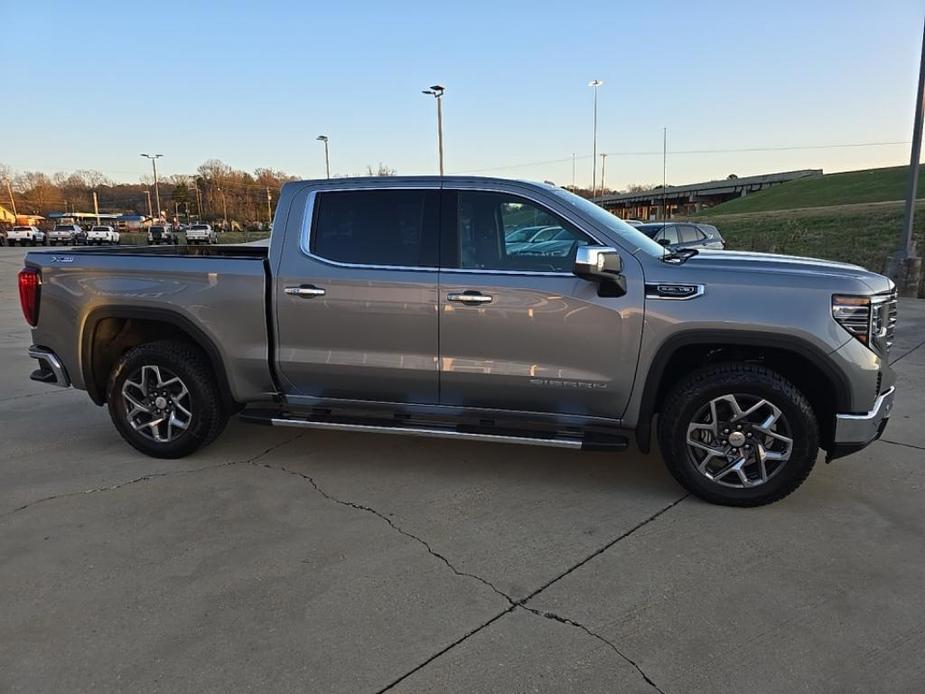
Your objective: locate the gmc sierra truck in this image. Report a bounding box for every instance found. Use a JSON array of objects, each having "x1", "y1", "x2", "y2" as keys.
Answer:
[{"x1": 19, "y1": 177, "x2": 897, "y2": 506}]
